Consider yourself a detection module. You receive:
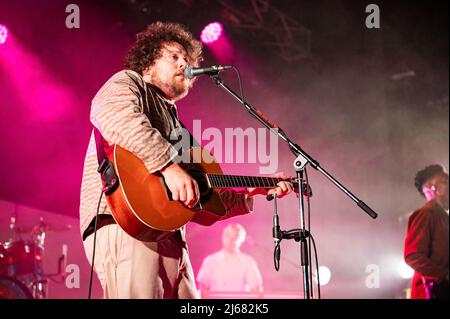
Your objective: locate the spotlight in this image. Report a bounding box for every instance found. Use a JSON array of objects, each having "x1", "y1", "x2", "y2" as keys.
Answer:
[
  {"x1": 200, "y1": 22, "x2": 223, "y2": 44},
  {"x1": 0, "y1": 24, "x2": 8, "y2": 45},
  {"x1": 313, "y1": 266, "x2": 332, "y2": 286},
  {"x1": 398, "y1": 259, "x2": 414, "y2": 279}
]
